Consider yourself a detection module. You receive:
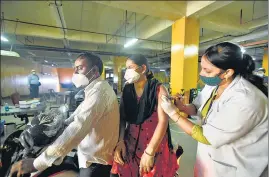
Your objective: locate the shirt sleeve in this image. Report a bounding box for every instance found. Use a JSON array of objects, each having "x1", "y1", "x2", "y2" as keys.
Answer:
[
  {"x1": 203, "y1": 94, "x2": 265, "y2": 149},
  {"x1": 34, "y1": 89, "x2": 107, "y2": 171},
  {"x1": 191, "y1": 125, "x2": 210, "y2": 145},
  {"x1": 64, "y1": 105, "x2": 81, "y2": 125}
]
